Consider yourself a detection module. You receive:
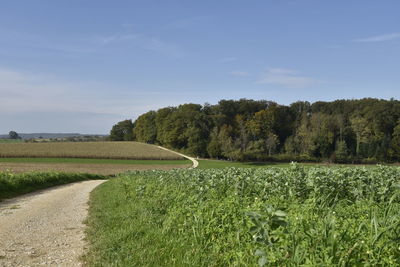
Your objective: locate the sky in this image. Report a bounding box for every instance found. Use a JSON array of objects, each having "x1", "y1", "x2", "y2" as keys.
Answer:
[{"x1": 0, "y1": 1, "x2": 399, "y2": 134}]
